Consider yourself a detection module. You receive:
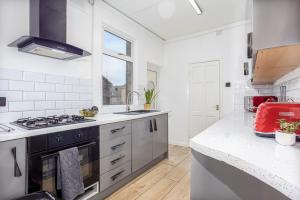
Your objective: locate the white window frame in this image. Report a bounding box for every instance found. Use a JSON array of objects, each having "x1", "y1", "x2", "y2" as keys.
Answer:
[{"x1": 101, "y1": 25, "x2": 135, "y2": 109}]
